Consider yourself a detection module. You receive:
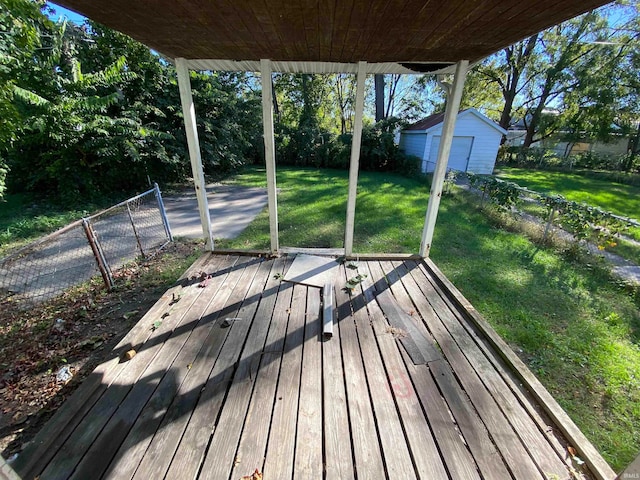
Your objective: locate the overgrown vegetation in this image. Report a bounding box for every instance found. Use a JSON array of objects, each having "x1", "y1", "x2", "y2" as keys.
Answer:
[
  {"x1": 499, "y1": 146, "x2": 640, "y2": 175},
  {"x1": 468, "y1": 171, "x2": 639, "y2": 256},
  {"x1": 495, "y1": 168, "x2": 640, "y2": 246},
  {"x1": 219, "y1": 166, "x2": 639, "y2": 470}
]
